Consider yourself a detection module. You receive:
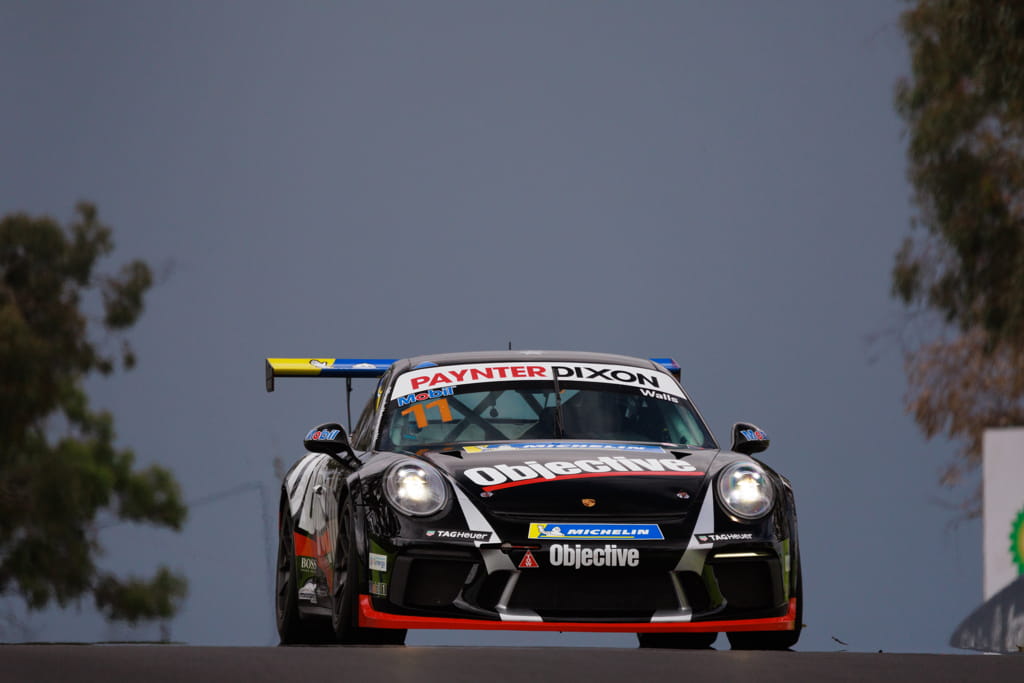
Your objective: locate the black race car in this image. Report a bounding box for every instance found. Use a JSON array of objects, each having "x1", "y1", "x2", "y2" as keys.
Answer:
[{"x1": 267, "y1": 351, "x2": 801, "y2": 649}]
